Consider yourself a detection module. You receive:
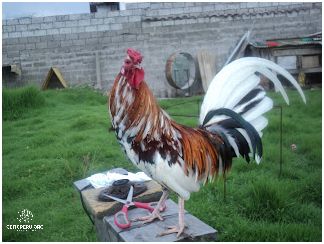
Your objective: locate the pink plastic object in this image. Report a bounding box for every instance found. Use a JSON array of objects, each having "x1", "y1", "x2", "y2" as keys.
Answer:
[{"x1": 114, "y1": 205, "x2": 131, "y2": 229}]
